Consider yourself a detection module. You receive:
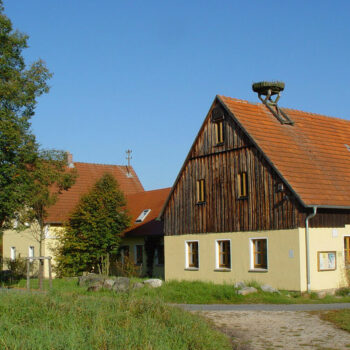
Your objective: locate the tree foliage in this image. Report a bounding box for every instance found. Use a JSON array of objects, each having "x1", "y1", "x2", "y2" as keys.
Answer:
[
  {"x1": 0, "y1": 0, "x2": 52, "y2": 231},
  {"x1": 56, "y1": 174, "x2": 130, "y2": 276},
  {"x1": 22, "y1": 150, "x2": 77, "y2": 256}
]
